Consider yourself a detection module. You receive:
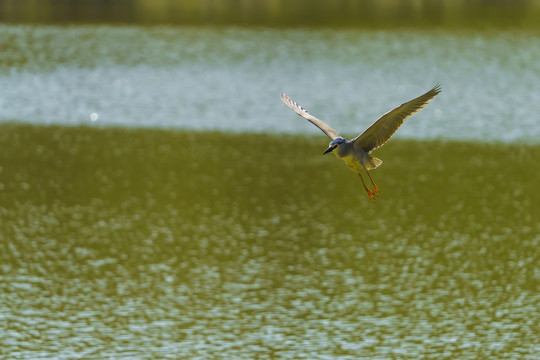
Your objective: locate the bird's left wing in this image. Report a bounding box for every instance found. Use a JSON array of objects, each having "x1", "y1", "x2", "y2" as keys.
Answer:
[
  {"x1": 281, "y1": 93, "x2": 341, "y2": 140},
  {"x1": 353, "y1": 85, "x2": 441, "y2": 152}
]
